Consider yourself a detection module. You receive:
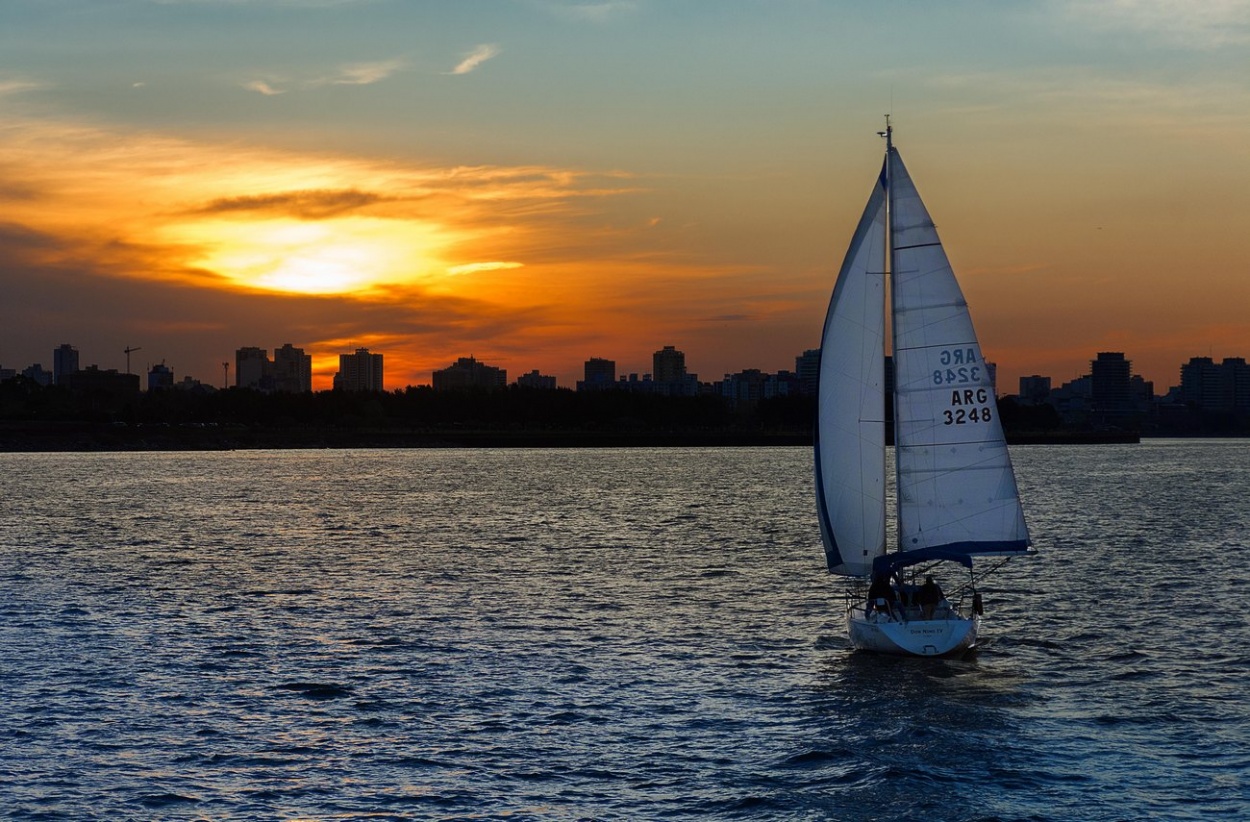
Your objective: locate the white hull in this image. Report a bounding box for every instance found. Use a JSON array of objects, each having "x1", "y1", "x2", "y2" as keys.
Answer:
[{"x1": 846, "y1": 607, "x2": 978, "y2": 657}]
